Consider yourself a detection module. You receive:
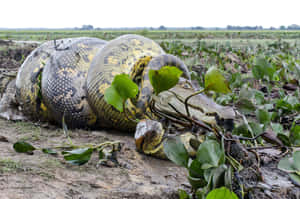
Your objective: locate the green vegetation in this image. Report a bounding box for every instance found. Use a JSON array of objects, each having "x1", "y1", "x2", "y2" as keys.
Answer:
[
  {"x1": 104, "y1": 36, "x2": 300, "y2": 198},
  {"x1": 1, "y1": 30, "x2": 300, "y2": 44},
  {"x1": 0, "y1": 158, "x2": 23, "y2": 173}
]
